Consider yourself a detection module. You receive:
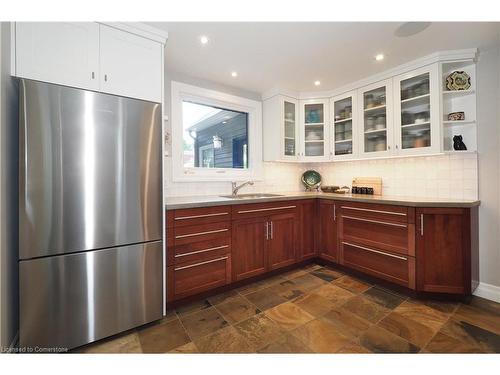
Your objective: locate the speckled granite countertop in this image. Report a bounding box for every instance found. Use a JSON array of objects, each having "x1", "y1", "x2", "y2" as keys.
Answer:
[{"x1": 165, "y1": 191, "x2": 480, "y2": 210}]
